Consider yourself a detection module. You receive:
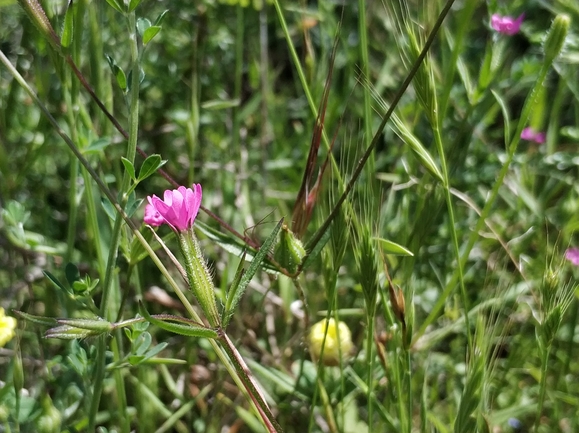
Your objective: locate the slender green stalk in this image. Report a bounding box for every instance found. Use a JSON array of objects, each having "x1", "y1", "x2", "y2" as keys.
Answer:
[
  {"x1": 358, "y1": 0, "x2": 374, "y2": 173},
  {"x1": 534, "y1": 345, "x2": 551, "y2": 431},
  {"x1": 405, "y1": 348, "x2": 412, "y2": 433},
  {"x1": 432, "y1": 119, "x2": 472, "y2": 349},
  {"x1": 365, "y1": 311, "x2": 376, "y2": 431},
  {"x1": 90, "y1": 9, "x2": 141, "y2": 431},
  {"x1": 306, "y1": 0, "x2": 457, "y2": 254},
  {"x1": 415, "y1": 43, "x2": 565, "y2": 342},
  {"x1": 186, "y1": 16, "x2": 200, "y2": 182},
  {"x1": 218, "y1": 331, "x2": 283, "y2": 433}
]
